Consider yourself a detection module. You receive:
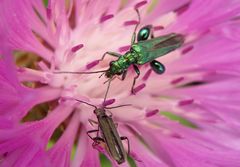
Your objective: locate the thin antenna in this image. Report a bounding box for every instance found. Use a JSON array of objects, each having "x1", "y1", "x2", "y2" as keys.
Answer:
[
  {"x1": 72, "y1": 98, "x2": 97, "y2": 109},
  {"x1": 54, "y1": 69, "x2": 108, "y2": 75},
  {"x1": 131, "y1": 8, "x2": 141, "y2": 44},
  {"x1": 134, "y1": 8, "x2": 141, "y2": 34},
  {"x1": 105, "y1": 104, "x2": 132, "y2": 109},
  {"x1": 103, "y1": 77, "x2": 113, "y2": 104}
]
